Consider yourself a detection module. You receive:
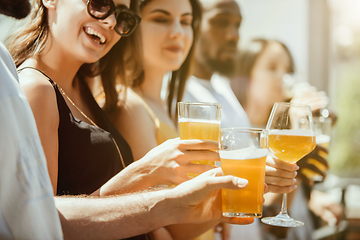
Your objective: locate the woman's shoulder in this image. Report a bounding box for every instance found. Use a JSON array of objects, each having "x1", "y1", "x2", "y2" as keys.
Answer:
[
  {"x1": 18, "y1": 66, "x2": 56, "y2": 97},
  {"x1": 120, "y1": 88, "x2": 156, "y2": 120},
  {"x1": 17, "y1": 65, "x2": 59, "y2": 122}
]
